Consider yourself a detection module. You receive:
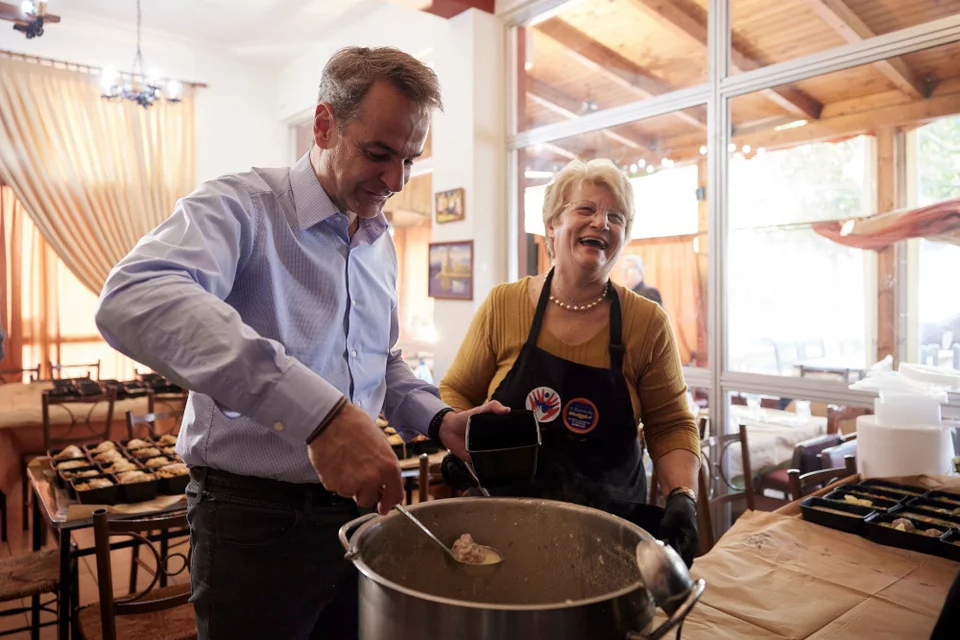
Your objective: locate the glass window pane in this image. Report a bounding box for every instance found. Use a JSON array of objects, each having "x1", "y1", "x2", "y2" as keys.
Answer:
[
  {"x1": 520, "y1": 108, "x2": 708, "y2": 367},
  {"x1": 730, "y1": 0, "x2": 960, "y2": 76},
  {"x1": 516, "y1": 0, "x2": 707, "y2": 132}
]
